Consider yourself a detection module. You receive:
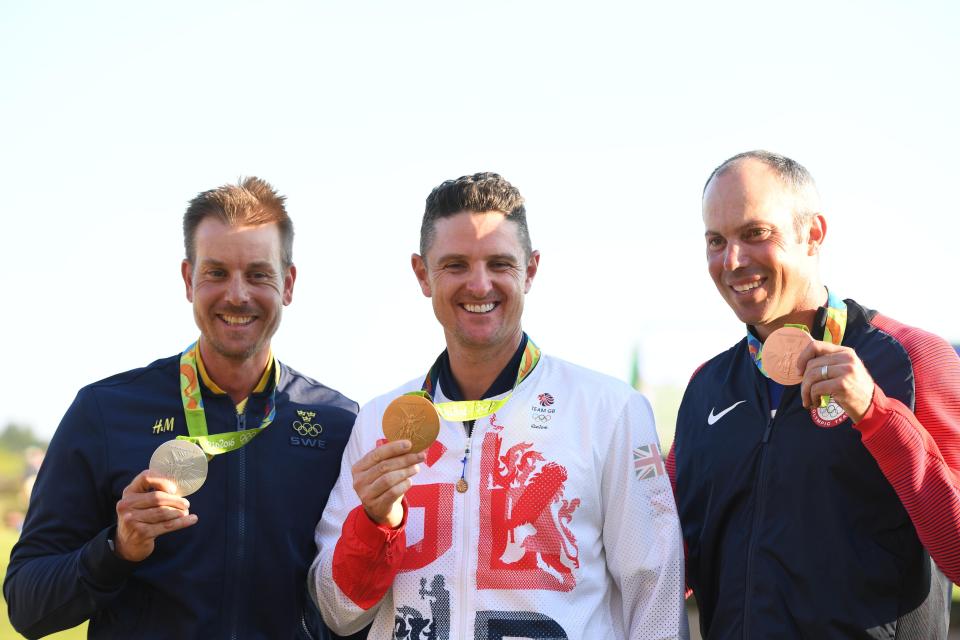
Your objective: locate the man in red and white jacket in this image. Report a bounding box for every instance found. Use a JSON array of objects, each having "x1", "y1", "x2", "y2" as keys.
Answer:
[{"x1": 310, "y1": 172, "x2": 688, "y2": 639}]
